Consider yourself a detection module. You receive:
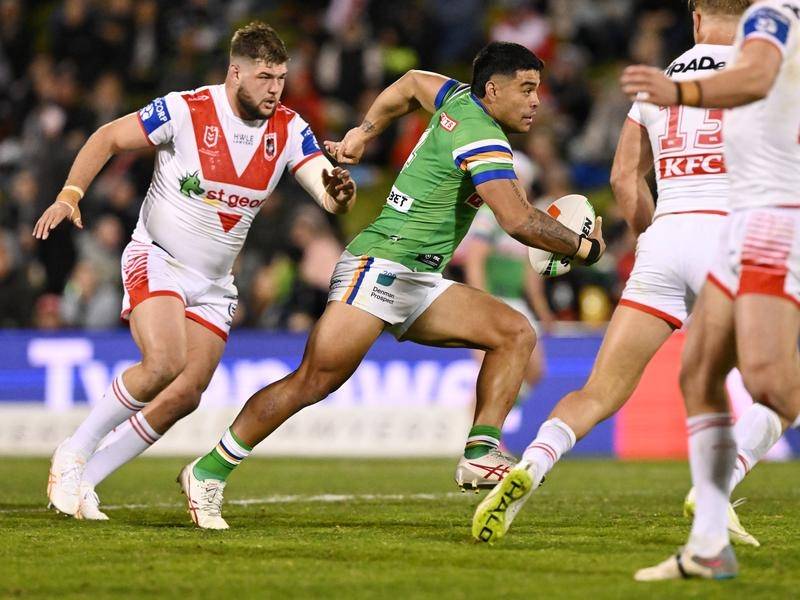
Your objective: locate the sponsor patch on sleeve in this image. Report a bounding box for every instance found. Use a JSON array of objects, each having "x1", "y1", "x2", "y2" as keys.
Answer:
[
  {"x1": 300, "y1": 125, "x2": 322, "y2": 156},
  {"x1": 138, "y1": 97, "x2": 171, "y2": 135},
  {"x1": 743, "y1": 7, "x2": 791, "y2": 48}
]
